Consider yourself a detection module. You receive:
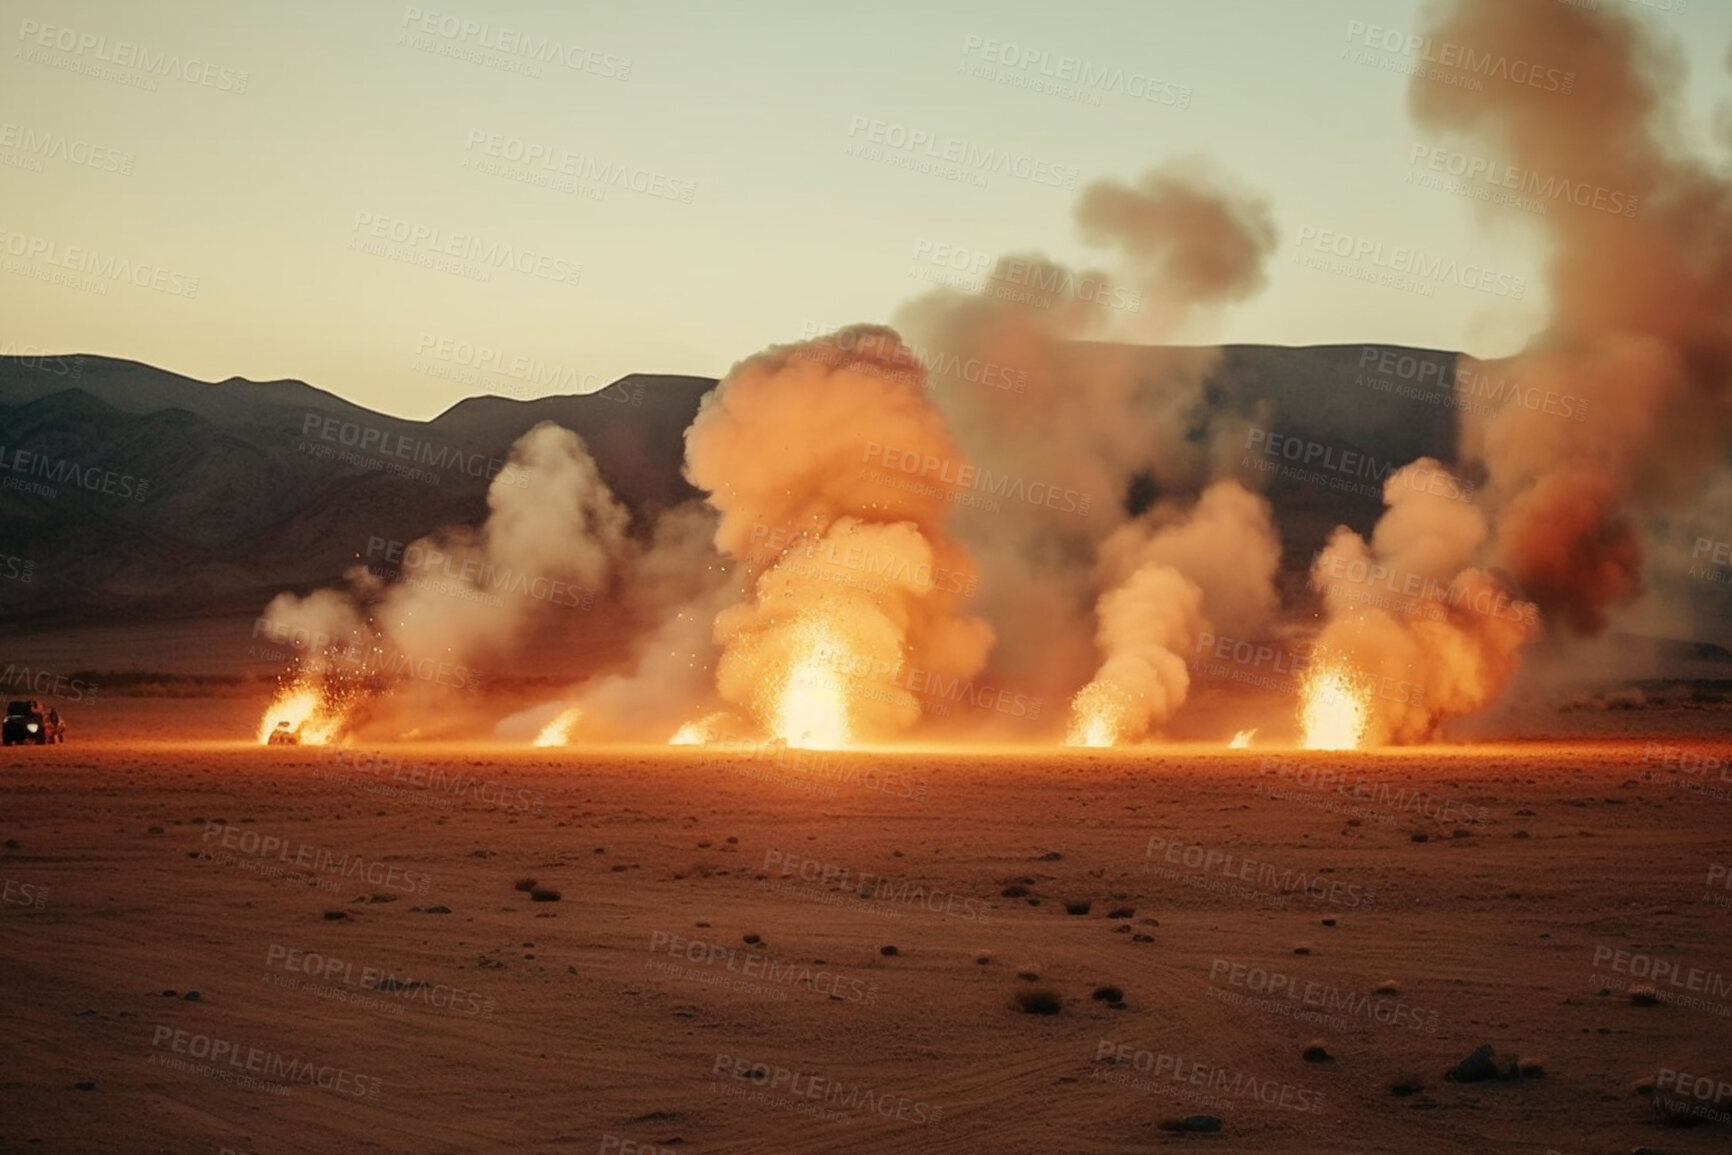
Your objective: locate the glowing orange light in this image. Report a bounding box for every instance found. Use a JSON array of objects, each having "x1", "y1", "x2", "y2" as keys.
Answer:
[
  {"x1": 670, "y1": 711, "x2": 732, "y2": 746},
  {"x1": 1066, "y1": 683, "x2": 1128, "y2": 747},
  {"x1": 256, "y1": 683, "x2": 348, "y2": 746},
  {"x1": 1299, "y1": 662, "x2": 1370, "y2": 751},
  {"x1": 1229, "y1": 728, "x2": 1255, "y2": 749},
  {"x1": 533, "y1": 706, "x2": 584, "y2": 747},
  {"x1": 769, "y1": 619, "x2": 852, "y2": 750}
]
